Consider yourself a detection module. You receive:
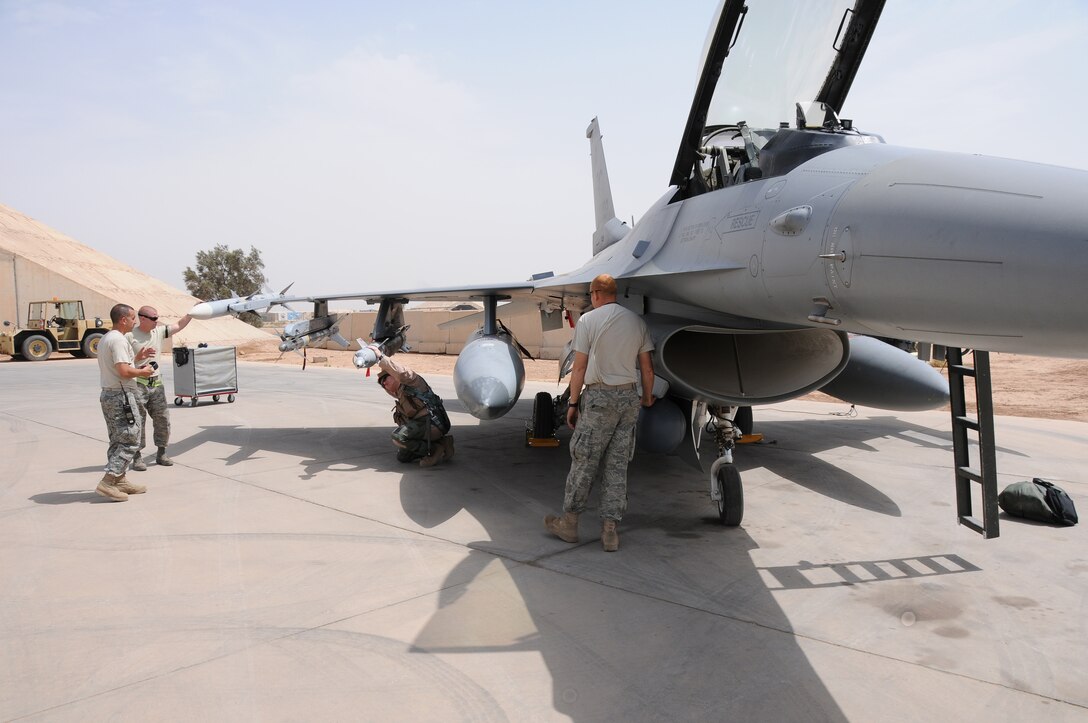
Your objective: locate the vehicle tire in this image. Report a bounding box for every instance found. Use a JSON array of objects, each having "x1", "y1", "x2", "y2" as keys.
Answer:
[
  {"x1": 532, "y1": 391, "x2": 554, "y2": 438},
  {"x1": 175, "y1": 398, "x2": 183, "y2": 406},
  {"x1": 212, "y1": 395, "x2": 221, "y2": 403},
  {"x1": 715, "y1": 464, "x2": 744, "y2": 527},
  {"x1": 82, "y1": 332, "x2": 105, "y2": 359},
  {"x1": 227, "y1": 394, "x2": 235, "y2": 403},
  {"x1": 734, "y1": 406, "x2": 753, "y2": 436},
  {"x1": 21, "y1": 334, "x2": 52, "y2": 362}
]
